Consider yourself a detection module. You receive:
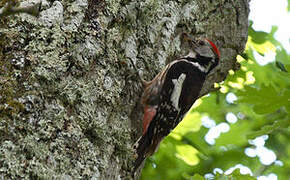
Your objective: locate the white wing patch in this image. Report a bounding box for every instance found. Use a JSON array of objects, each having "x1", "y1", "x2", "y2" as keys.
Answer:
[
  {"x1": 171, "y1": 73, "x2": 186, "y2": 110},
  {"x1": 190, "y1": 62, "x2": 207, "y2": 72},
  {"x1": 179, "y1": 59, "x2": 208, "y2": 73}
]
